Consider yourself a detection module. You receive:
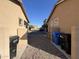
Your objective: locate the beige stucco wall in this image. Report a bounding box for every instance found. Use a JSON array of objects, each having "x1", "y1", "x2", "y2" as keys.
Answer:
[
  {"x1": 71, "y1": 26, "x2": 79, "y2": 59},
  {"x1": 48, "y1": 19, "x2": 53, "y2": 39},
  {"x1": 0, "y1": 0, "x2": 28, "y2": 59},
  {"x1": 48, "y1": 16, "x2": 60, "y2": 40},
  {"x1": 48, "y1": 0, "x2": 79, "y2": 40},
  {"x1": 51, "y1": 0, "x2": 79, "y2": 33},
  {"x1": 0, "y1": 27, "x2": 10, "y2": 59},
  {"x1": 48, "y1": 0, "x2": 79, "y2": 58}
]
